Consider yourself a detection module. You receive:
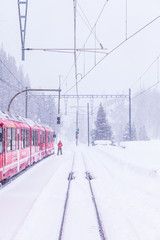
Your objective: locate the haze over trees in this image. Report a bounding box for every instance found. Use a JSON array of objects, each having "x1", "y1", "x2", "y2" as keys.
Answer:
[
  {"x1": 0, "y1": 46, "x2": 57, "y2": 130},
  {"x1": 0, "y1": 47, "x2": 159, "y2": 142}
]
